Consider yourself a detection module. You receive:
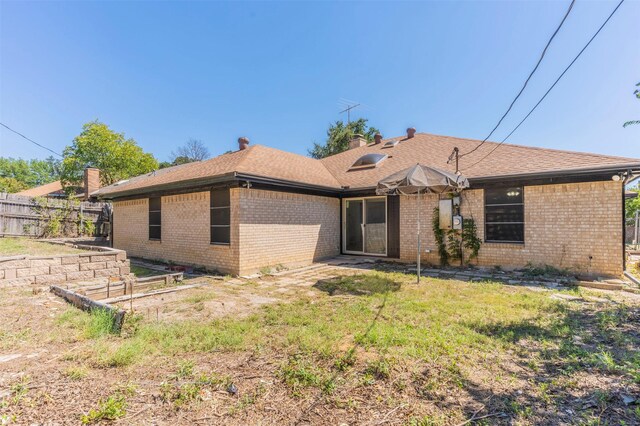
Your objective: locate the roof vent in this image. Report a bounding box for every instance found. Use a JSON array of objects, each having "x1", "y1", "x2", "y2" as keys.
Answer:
[
  {"x1": 349, "y1": 153, "x2": 388, "y2": 170},
  {"x1": 382, "y1": 140, "x2": 399, "y2": 149},
  {"x1": 374, "y1": 133, "x2": 383, "y2": 144},
  {"x1": 238, "y1": 137, "x2": 250, "y2": 151},
  {"x1": 406, "y1": 127, "x2": 416, "y2": 139}
]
